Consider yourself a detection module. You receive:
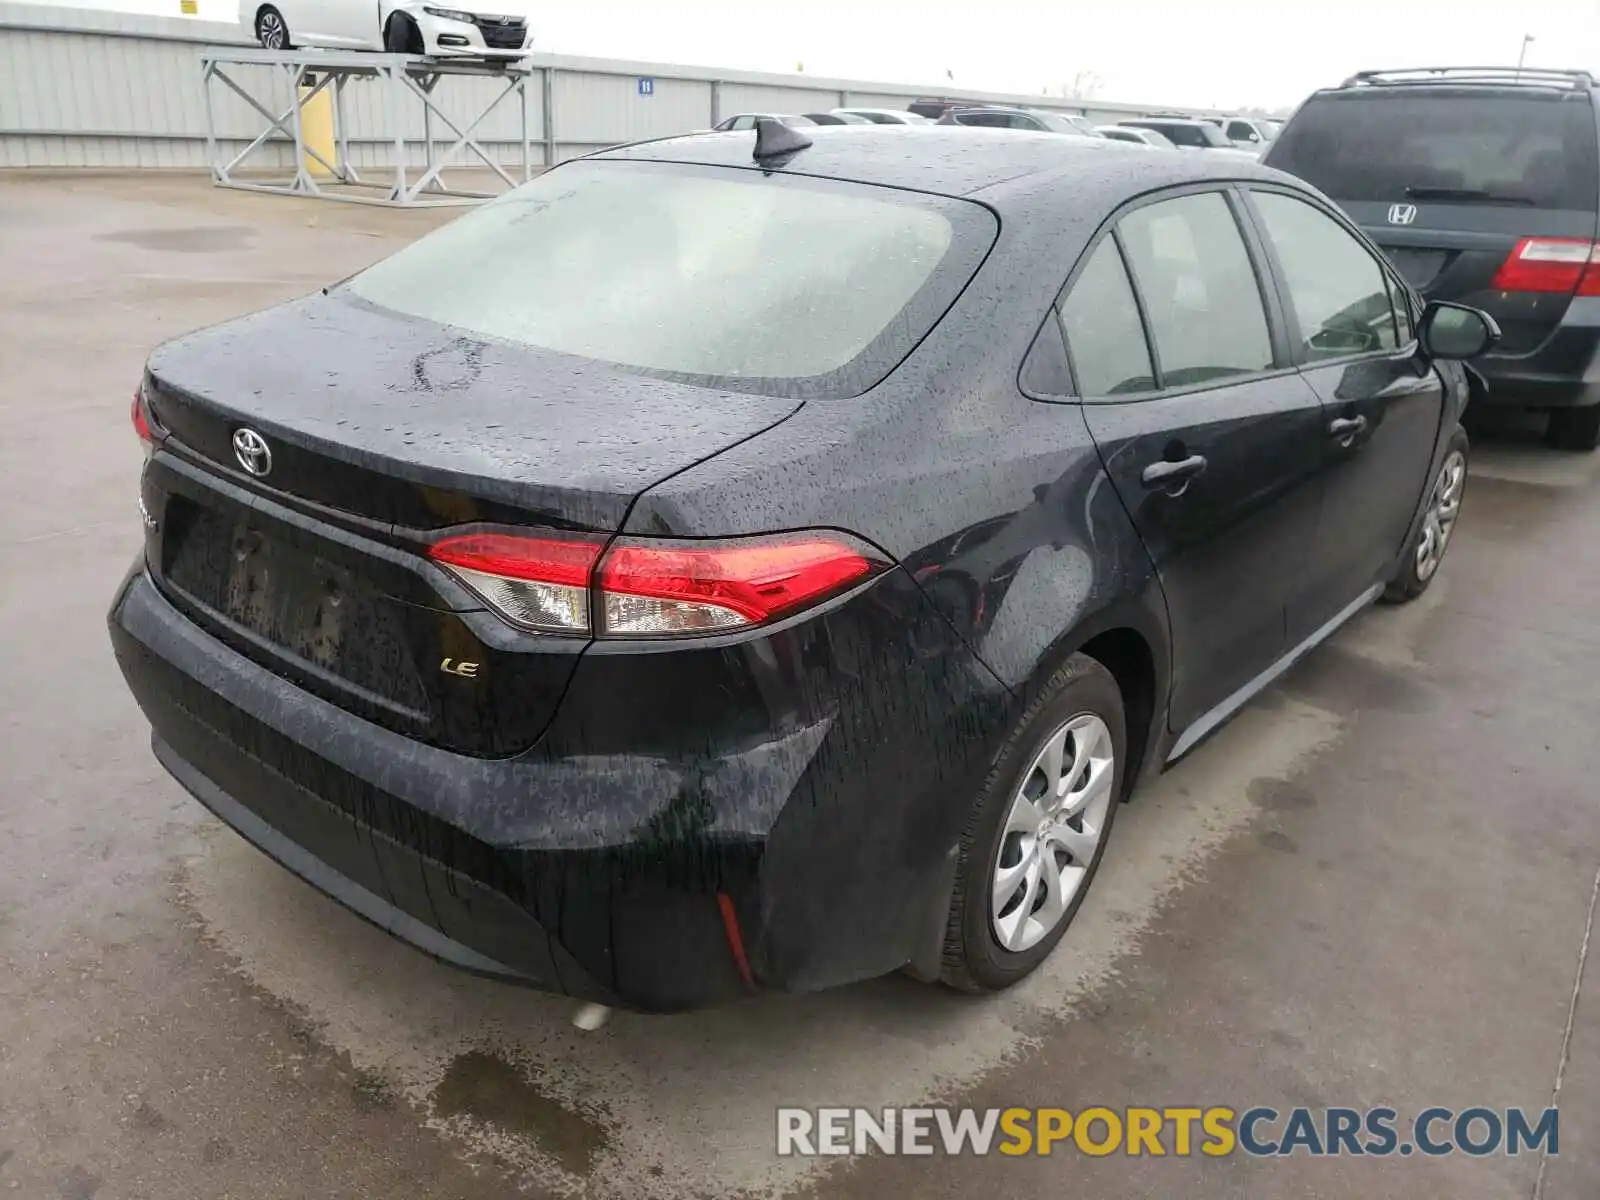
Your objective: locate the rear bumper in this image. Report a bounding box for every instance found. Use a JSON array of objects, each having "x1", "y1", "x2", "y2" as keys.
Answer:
[
  {"x1": 1476, "y1": 297, "x2": 1600, "y2": 409},
  {"x1": 111, "y1": 565, "x2": 759, "y2": 1010},
  {"x1": 110, "y1": 560, "x2": 1008, "y2": 1009},
  {"x1": 153, "y1": 735, "x2": 593, "y2": 991}
]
